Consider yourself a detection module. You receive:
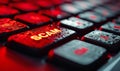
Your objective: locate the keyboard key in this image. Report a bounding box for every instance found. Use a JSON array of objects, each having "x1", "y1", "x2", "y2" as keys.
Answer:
[
  {"x1": 83, "y1": 30, "x2": 120, "y2": 51},
  {"x1": 60, "y1": 17, "x2": 94, "y2": 34},
  {"x1": 0, "y1": 5, "x2": 19, "y2": 17},
  {"x1": 93, "y1": 7, "x2": 114, "y2": 18},
  {"x1": 103, "y1": 4, "x2": 120, "y2": 15},
  {"x1": 100, "y1": 22, "x2": 120, "y2": 35},
  {"x1": 116, "y1": 17, "x2": 120, "y2": 23},
  {"x1": 38, "y1": 7, "x2": 70, "y2": 20},
  {"x1": 14, "y1": 12, "x2": 51, "y2": 27},
  {"x1": 51, "y1": 0, "x2": 64, "y2": 5},
  {"x1": 36, "y1": 0, "x2": 53, "y2": 8},
  {"x1": 73, "y1": 1, "x2": 93, "y2": 10},
  {"x1": 0, "y1": 18, "x2": 28, "y2": 40},
  {"x1": 7, "y1": 24, "x2": 75, "y2": 56},
  {"x1": 9, "y1": 2, "x2": 39, "y2": 12},
  {"x1": 78, "y1": 11, "x2": 106, "y2": 25},
  {"x1": 60, "y1": 4, "x2": 80, "y2": 14},
  {"x1": 49, "y1": 40, "x2": 107, "y2": 70}
]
